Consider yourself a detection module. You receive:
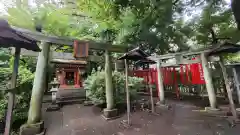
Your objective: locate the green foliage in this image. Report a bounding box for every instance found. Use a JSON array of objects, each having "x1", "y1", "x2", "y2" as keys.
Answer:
[
  {"x1": 0, "y1": 48, "x2": 11, "y2": 68},
  {"x1": 187, "y1": 1, "x2": 239, "y2": 46},
  {"x1": 84, "y1": 70, "x2": 143, "y2": 104},
  {"x1": 0, "y1": 66, "x2": 34, "y2": 121},
  {"x1": 1, "y1": 0, "x2": 239, "y2": 56},
  {"x1": 0, "y1": 49, "x2": 34, "y2": 131}
]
